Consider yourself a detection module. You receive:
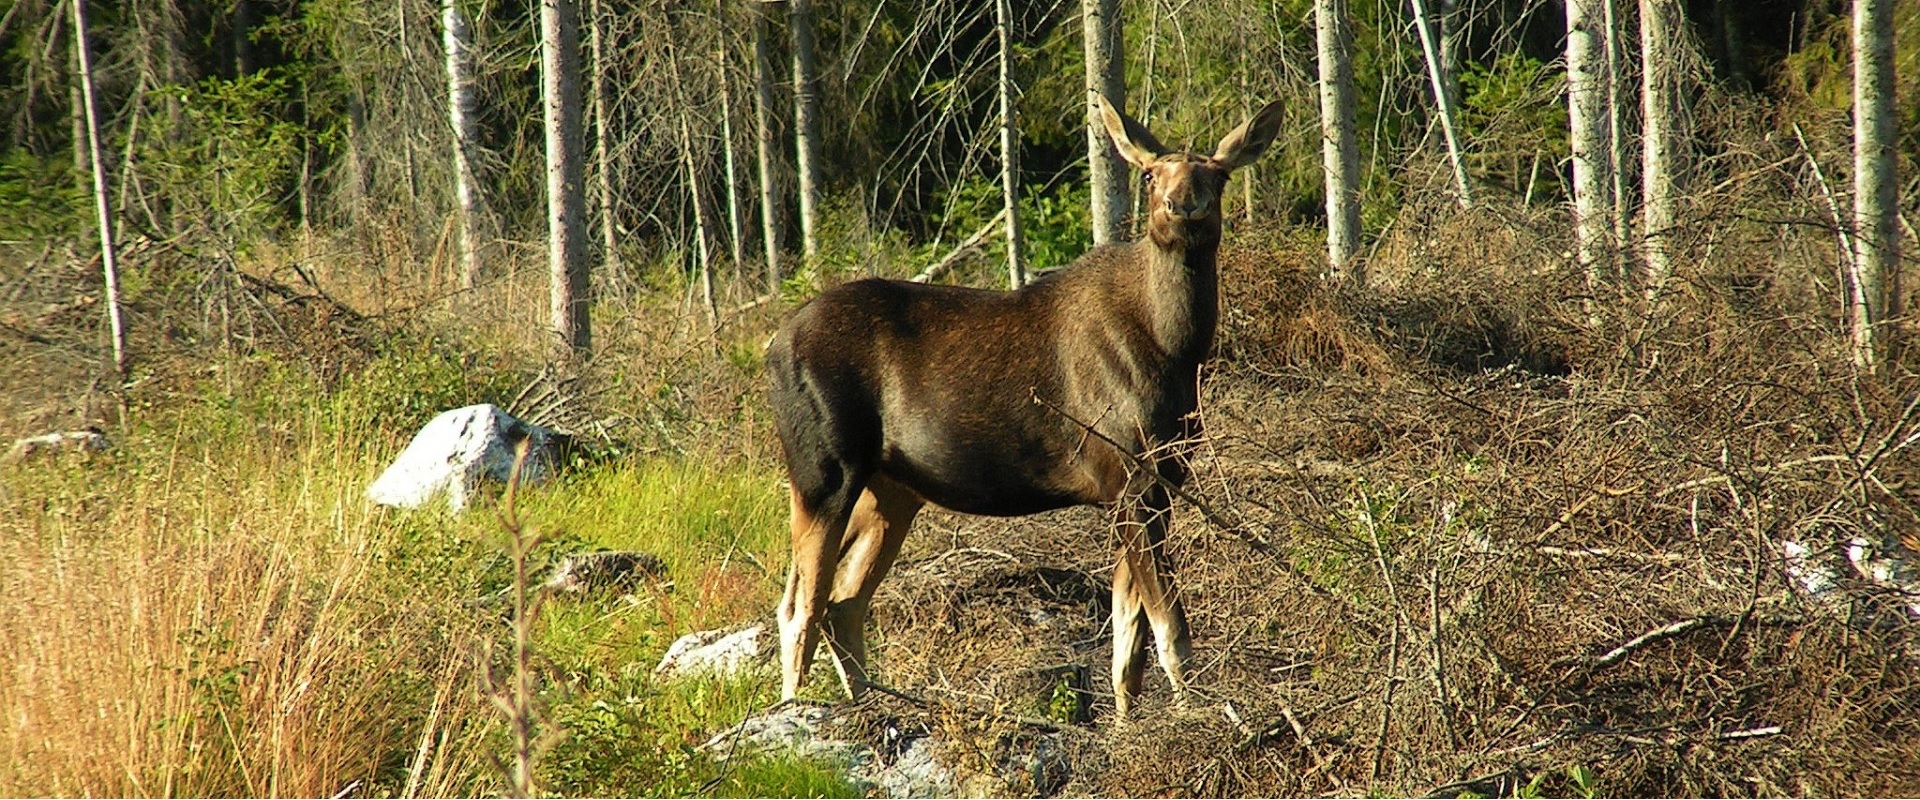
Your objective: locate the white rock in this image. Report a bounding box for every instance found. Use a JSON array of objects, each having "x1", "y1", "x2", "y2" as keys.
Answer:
[
  {"x1": 654, "y1": 624, "x2": 771, "y2": 680},
  {"x1": 1780, "y1": 539, "x2": 1845, "y2": 602},
  {"x1": 7, "y1": 429, "x2": 109, "y2": 462},
  {"x1": 366, "y1": 404, "x2": 561, "y2": 513},
  {"x1": 700, "y1": 705, "x2": 956, "y2": 798},
  {"x1": 1846, "y1": 537, "x2": 1920, "y2": 619}
]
